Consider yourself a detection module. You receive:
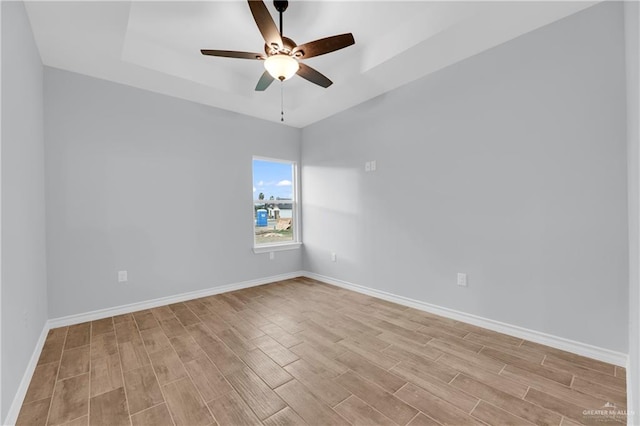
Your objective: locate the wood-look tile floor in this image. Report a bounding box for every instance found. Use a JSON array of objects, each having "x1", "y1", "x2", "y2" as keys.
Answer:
[{"x1": 16, "y1": 278, "x2": 627, "y2": 426}]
